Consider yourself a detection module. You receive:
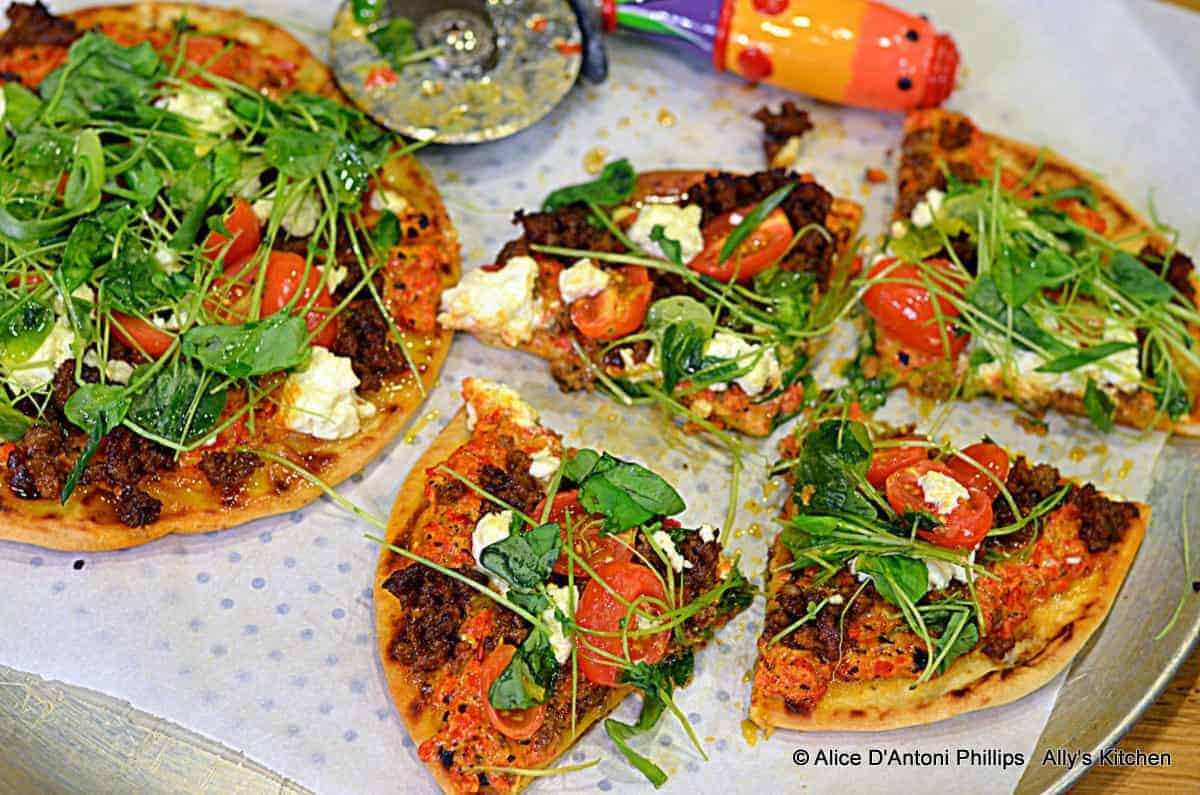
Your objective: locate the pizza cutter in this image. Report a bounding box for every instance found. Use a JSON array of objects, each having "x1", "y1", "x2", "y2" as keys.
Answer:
[{"x1": 330, "y1": 0, "x2": 959, "y2": 144}]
